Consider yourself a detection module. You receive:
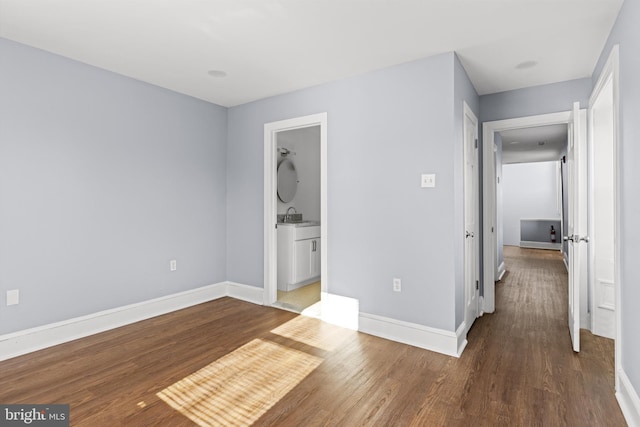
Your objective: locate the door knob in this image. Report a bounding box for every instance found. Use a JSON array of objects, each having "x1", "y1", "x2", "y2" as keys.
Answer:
[{"x1": 563, "y1": 235, "x2": 574, "y2": 242}]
